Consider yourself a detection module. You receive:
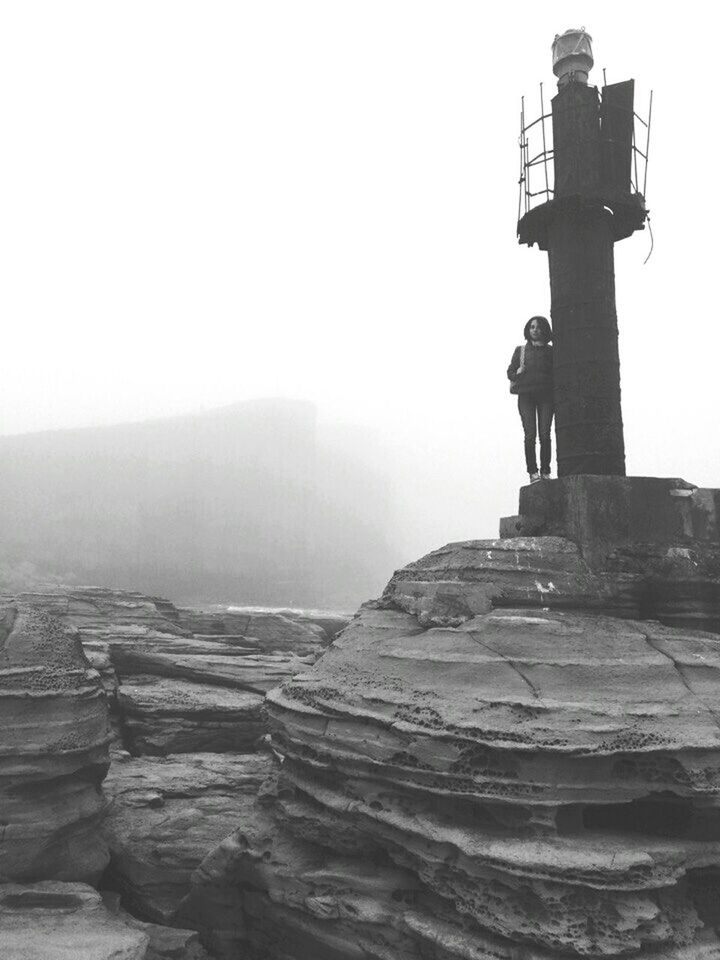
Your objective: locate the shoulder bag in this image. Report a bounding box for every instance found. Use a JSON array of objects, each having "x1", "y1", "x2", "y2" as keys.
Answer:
[{"x1": 509, "y1": 343, "x2": 526, "y2": 395}]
